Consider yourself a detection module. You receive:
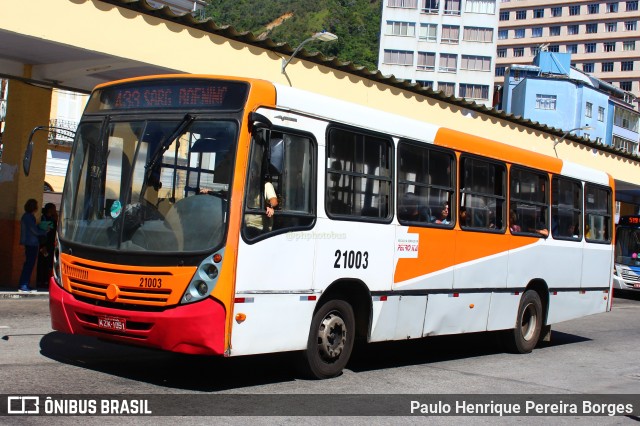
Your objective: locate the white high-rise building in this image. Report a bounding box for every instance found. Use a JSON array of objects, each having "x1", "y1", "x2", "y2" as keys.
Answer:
[{"x1": 378, "y1": 0, "x2": 499, "y2": 107}]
